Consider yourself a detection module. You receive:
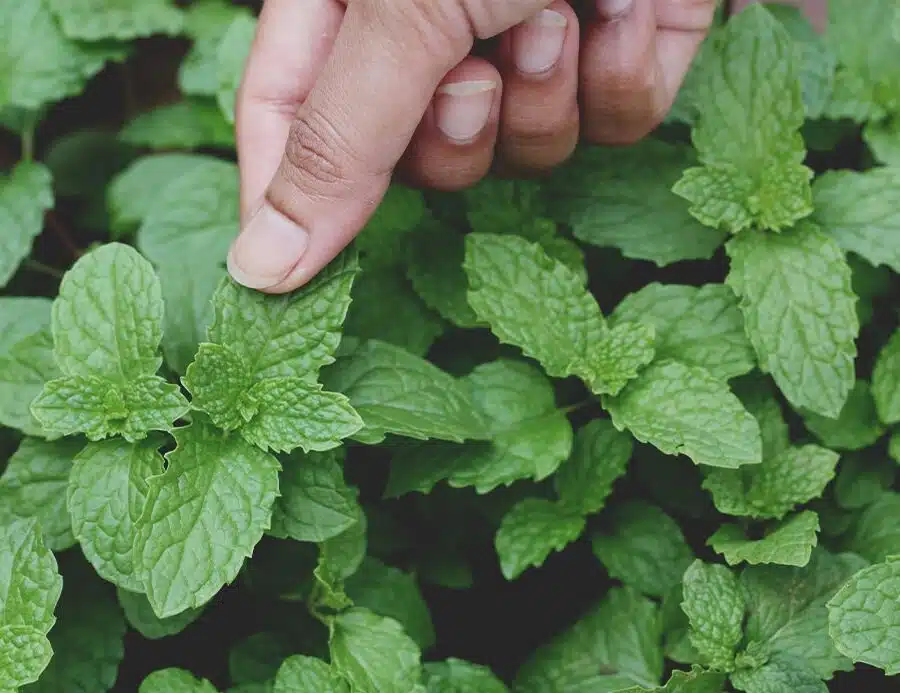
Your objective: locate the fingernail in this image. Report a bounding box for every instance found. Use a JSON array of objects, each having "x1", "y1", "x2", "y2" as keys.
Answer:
[
  {"x1": 227, "y1": 203, "x2": 309, "y2": 290},
  {"x1": 434, "y1": 80, "x2": 497, "y2": 144},
  {"x1": 596, "y1": 0, "x2": 634, "y2": 20},
  {"x1": 513, "y1": 9, "x2": 567, "y2": 75}
]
